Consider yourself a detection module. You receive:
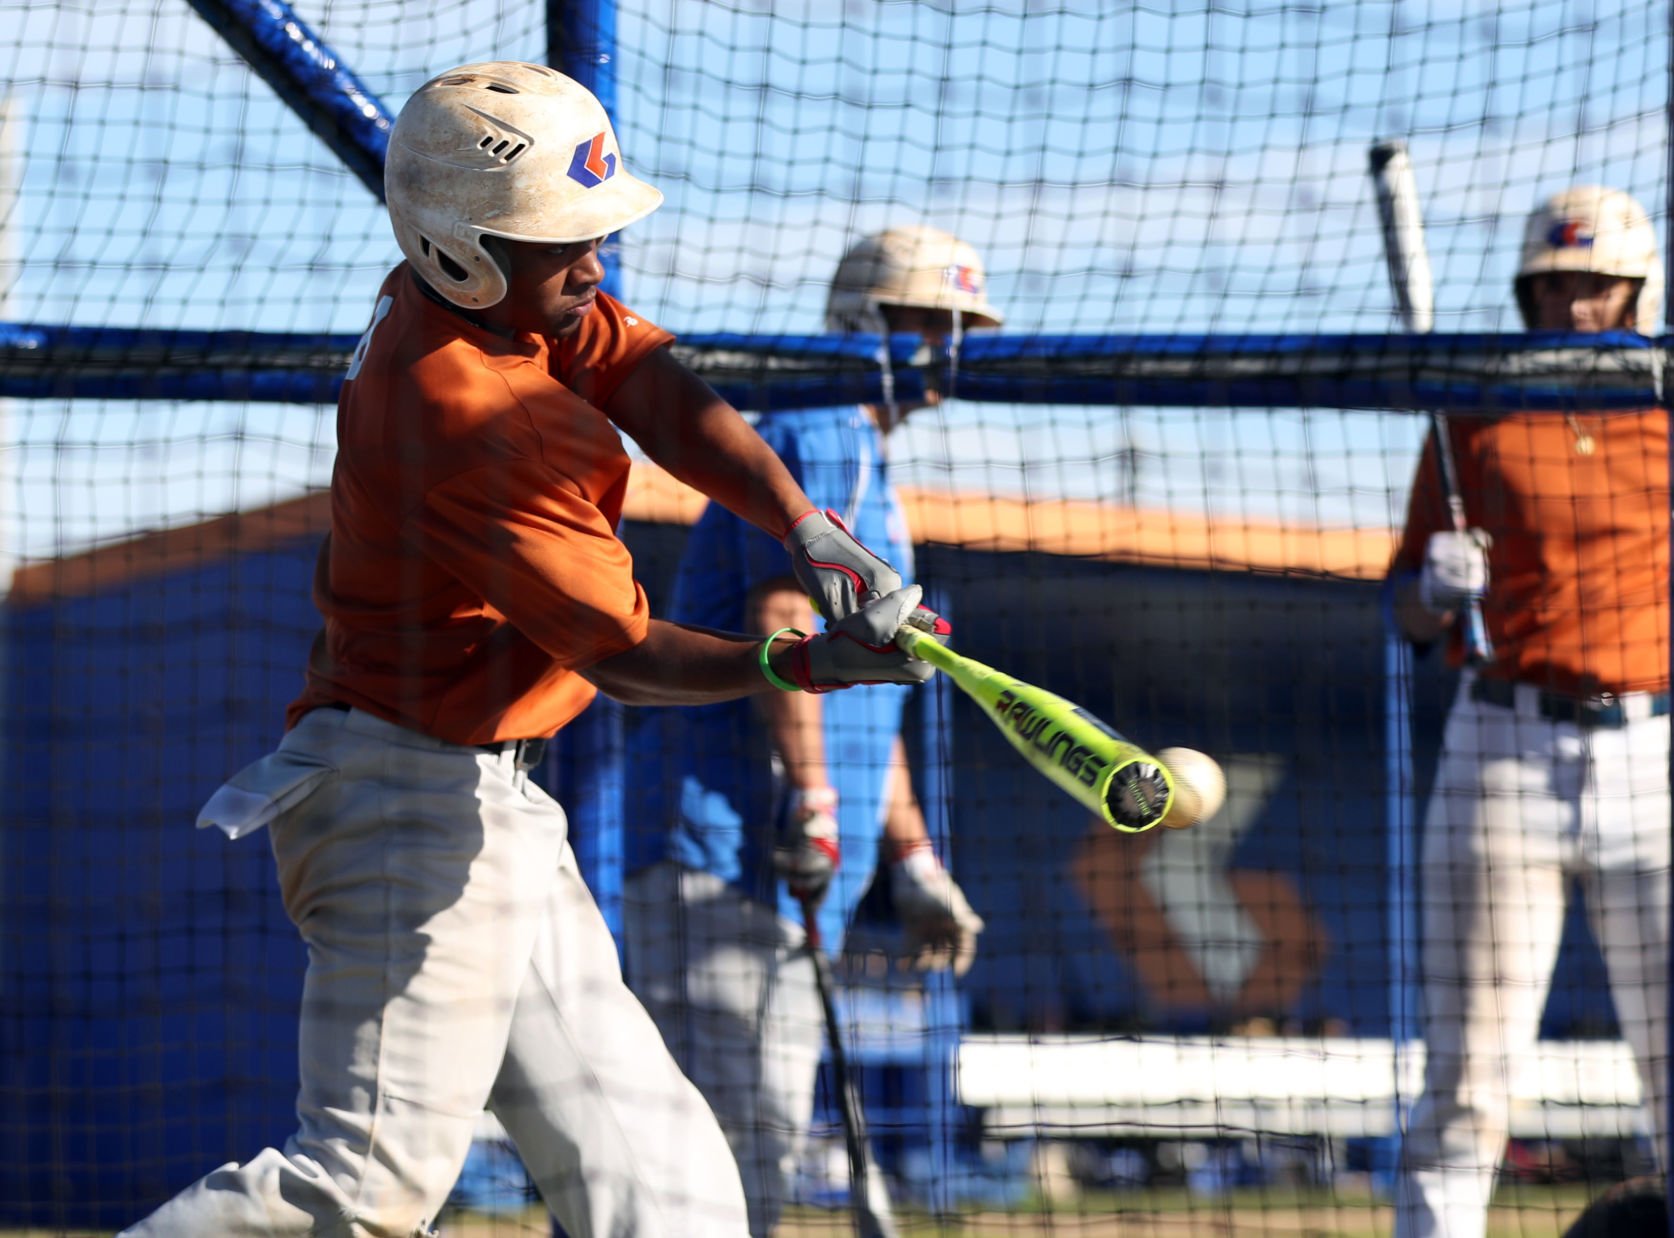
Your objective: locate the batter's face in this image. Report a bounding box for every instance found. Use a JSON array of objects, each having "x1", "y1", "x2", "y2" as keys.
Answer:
[
  {"x1": 1525, "y1": 271, "x2": 1638, "y2": 333},
  {"x1": 872, "y1": 304, "x2": 962, "y2": 433},
  {"x1": 478, "y1": 236, "x2": 608, "y2": 338}
]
